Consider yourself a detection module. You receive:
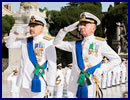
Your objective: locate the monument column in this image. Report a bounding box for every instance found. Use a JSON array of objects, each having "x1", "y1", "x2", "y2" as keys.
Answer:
[{"x1": 111, "y1": 22, "x2": 121, "y2": 54}]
